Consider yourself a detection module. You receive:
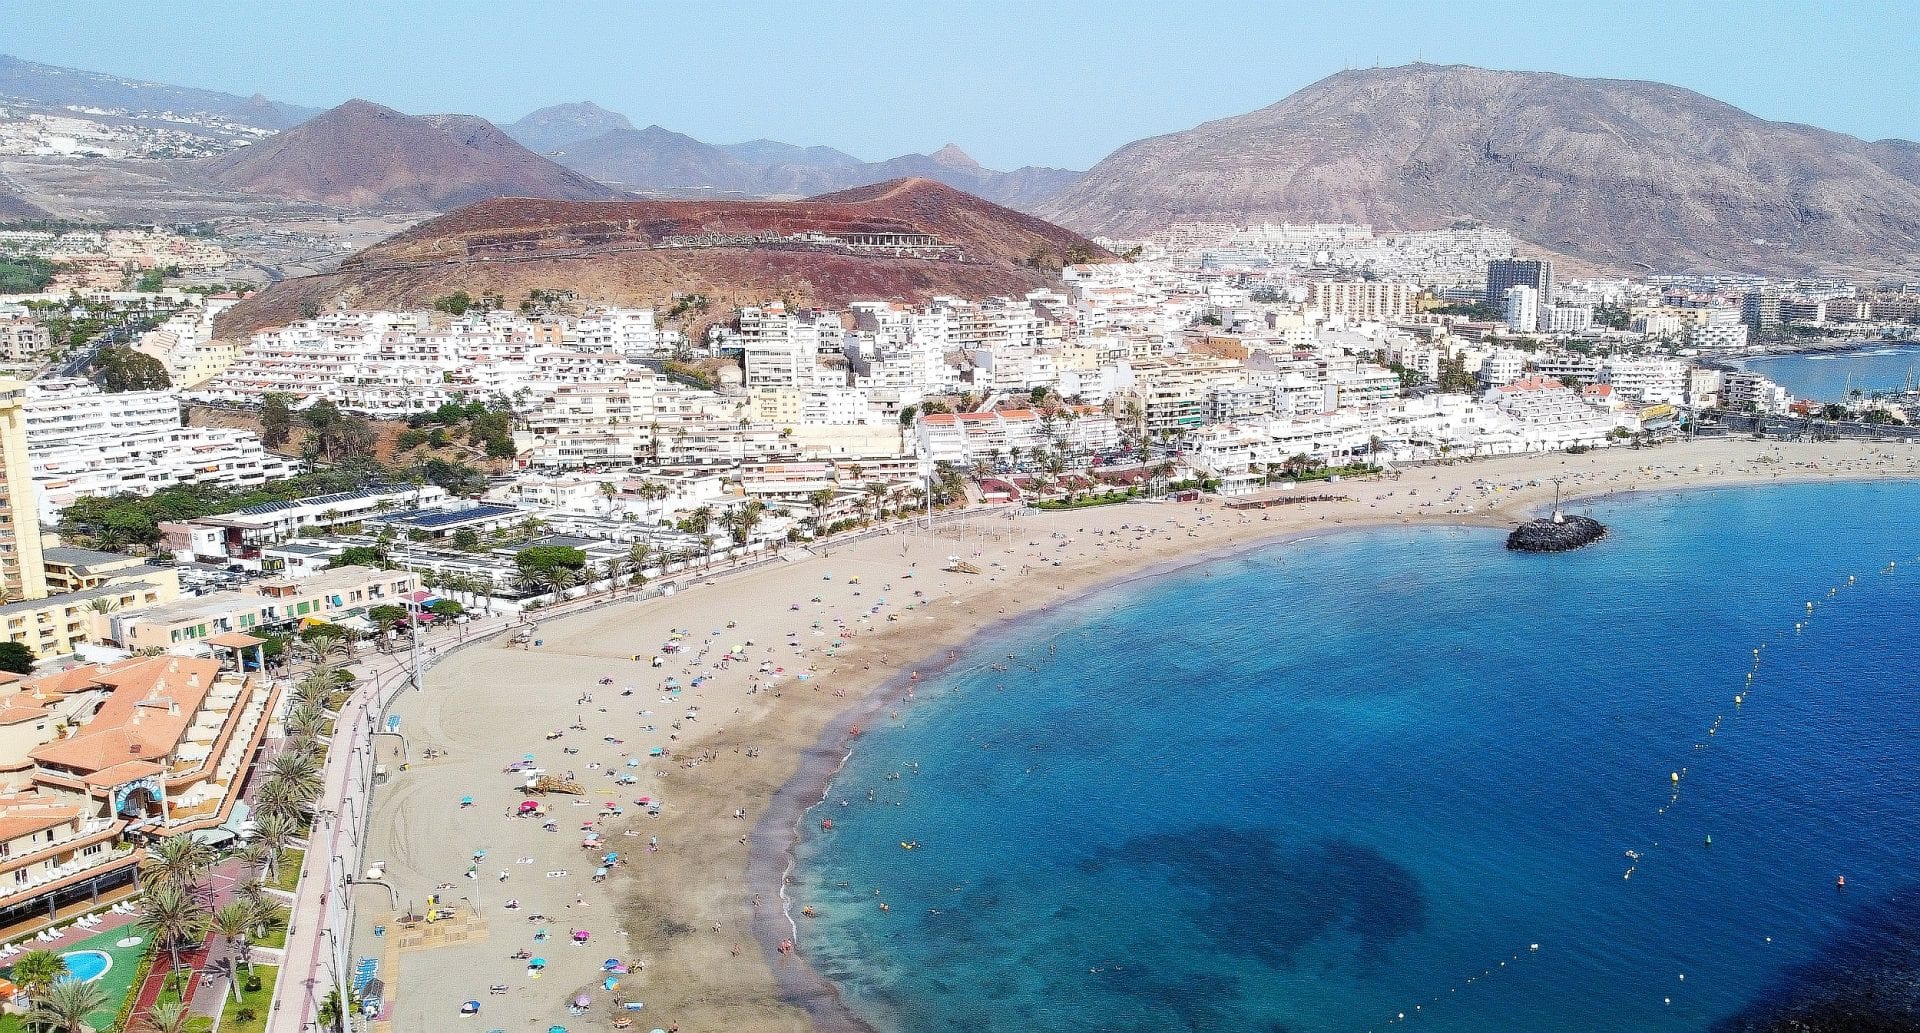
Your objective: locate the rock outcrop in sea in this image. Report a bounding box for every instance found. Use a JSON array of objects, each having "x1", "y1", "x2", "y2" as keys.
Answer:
[{"x1": 1507, "y1": 514, "x2": 1608, "y2": 552}]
